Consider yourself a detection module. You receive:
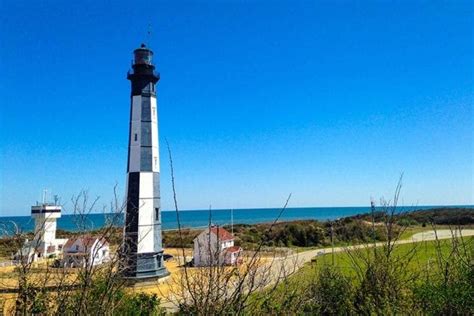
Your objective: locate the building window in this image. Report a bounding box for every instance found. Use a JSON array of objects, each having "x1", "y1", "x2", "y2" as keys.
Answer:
[{"x1": 155, "y1": 207, "x2": 159, "y2": 221}]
